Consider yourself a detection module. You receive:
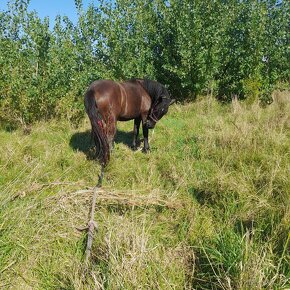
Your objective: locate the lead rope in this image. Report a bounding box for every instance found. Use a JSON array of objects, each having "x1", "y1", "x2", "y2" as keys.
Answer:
[{"x1": 84, "y1": 163, "x2": 105, "y2": 270}]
